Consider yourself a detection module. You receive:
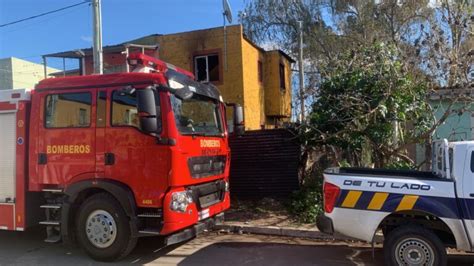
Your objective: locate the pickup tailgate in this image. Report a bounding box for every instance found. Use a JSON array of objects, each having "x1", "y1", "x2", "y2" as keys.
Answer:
[{"x1": 320, "y1": 168, "x2": 457, "y2": 242}]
